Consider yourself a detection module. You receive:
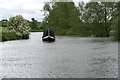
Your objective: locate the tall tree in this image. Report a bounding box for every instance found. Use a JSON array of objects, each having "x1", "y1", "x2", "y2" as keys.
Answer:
[
  {"x1": 31, "y1": 18, "x2": 38, "y2": 30},
  {"x1": 43, "y1": 2, "x2": 81, "y2": 35},
  {"x1": 81, "y1": 2, "x2": 118, "y2": 37},
  {"x1": 111, "y1": 1, "x2": 120, "y2": 41}
]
